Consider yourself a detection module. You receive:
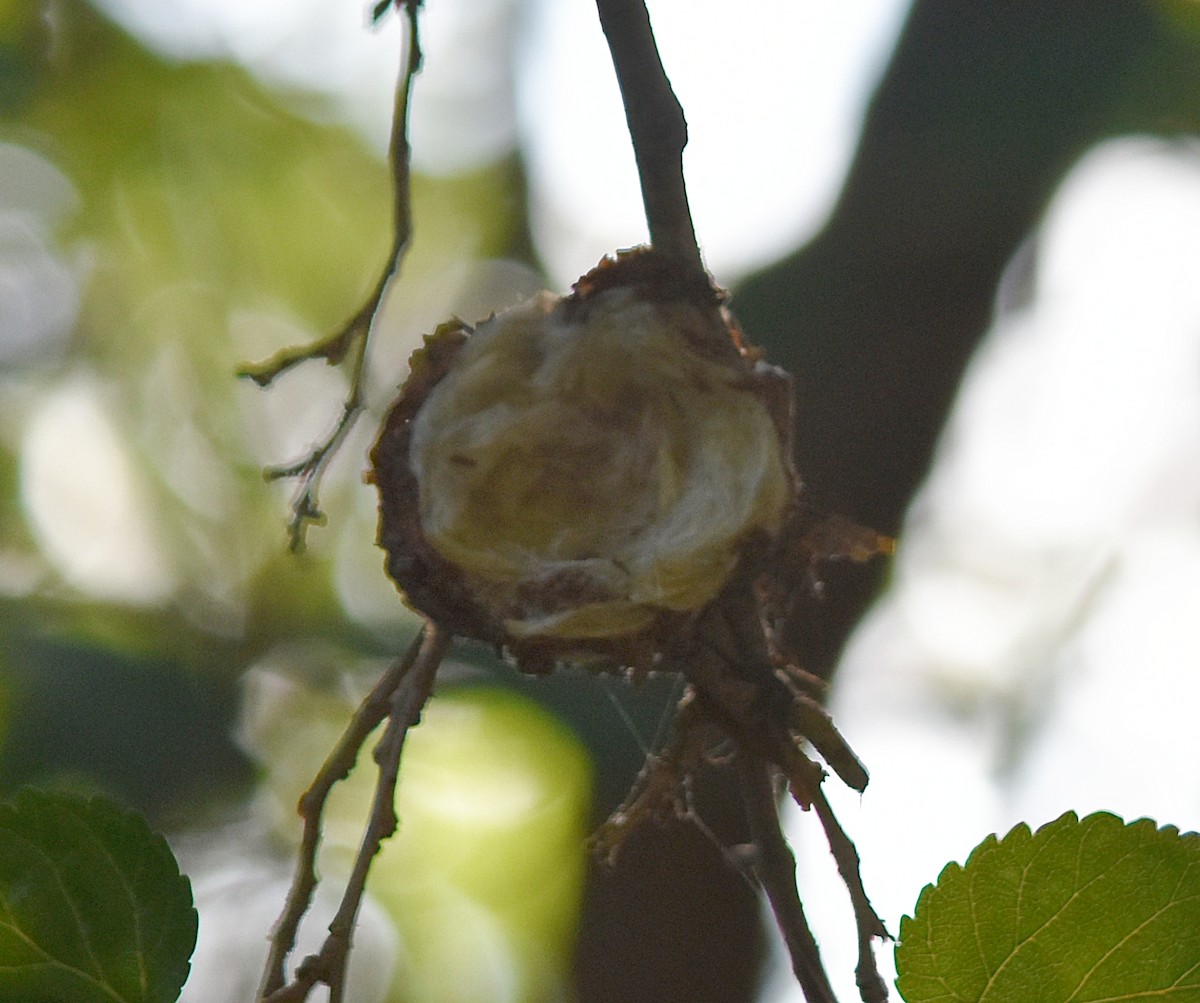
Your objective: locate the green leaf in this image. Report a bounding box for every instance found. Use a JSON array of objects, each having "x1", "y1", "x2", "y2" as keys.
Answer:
[
  {"x1": 0, "y1": 789, "x2": 197, "y2": 1003},
  {"x1": 895, "y1": 811, "x2": 1200, "y2": 1003}
]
